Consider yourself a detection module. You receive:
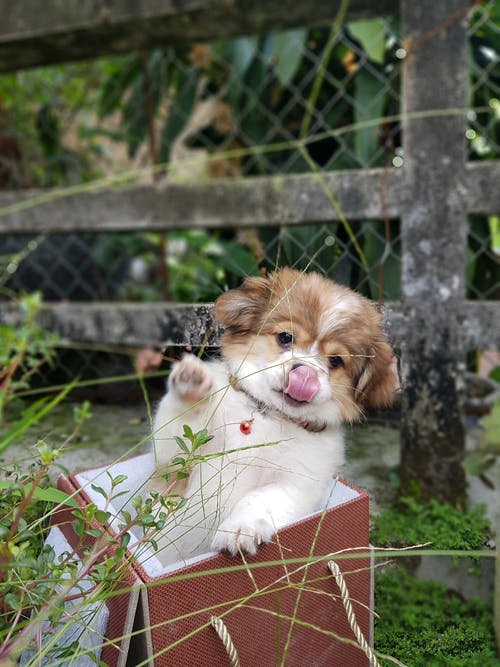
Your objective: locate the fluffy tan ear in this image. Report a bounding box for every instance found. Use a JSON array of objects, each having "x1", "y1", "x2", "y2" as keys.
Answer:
[
  {"x1": 354, "y1": 341, "x2": 399, "y2": 408},
  {"x1": 214, "y1": 275, "x2": 273, "y2": 335}
]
